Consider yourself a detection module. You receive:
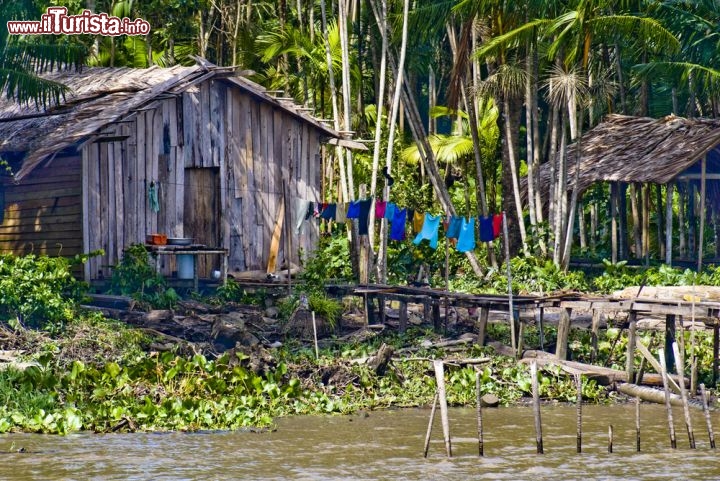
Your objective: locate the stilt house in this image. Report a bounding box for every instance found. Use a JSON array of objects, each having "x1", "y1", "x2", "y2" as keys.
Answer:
[{"x1": 0, "y1": 60, "x2": 341, "y2": 281}]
